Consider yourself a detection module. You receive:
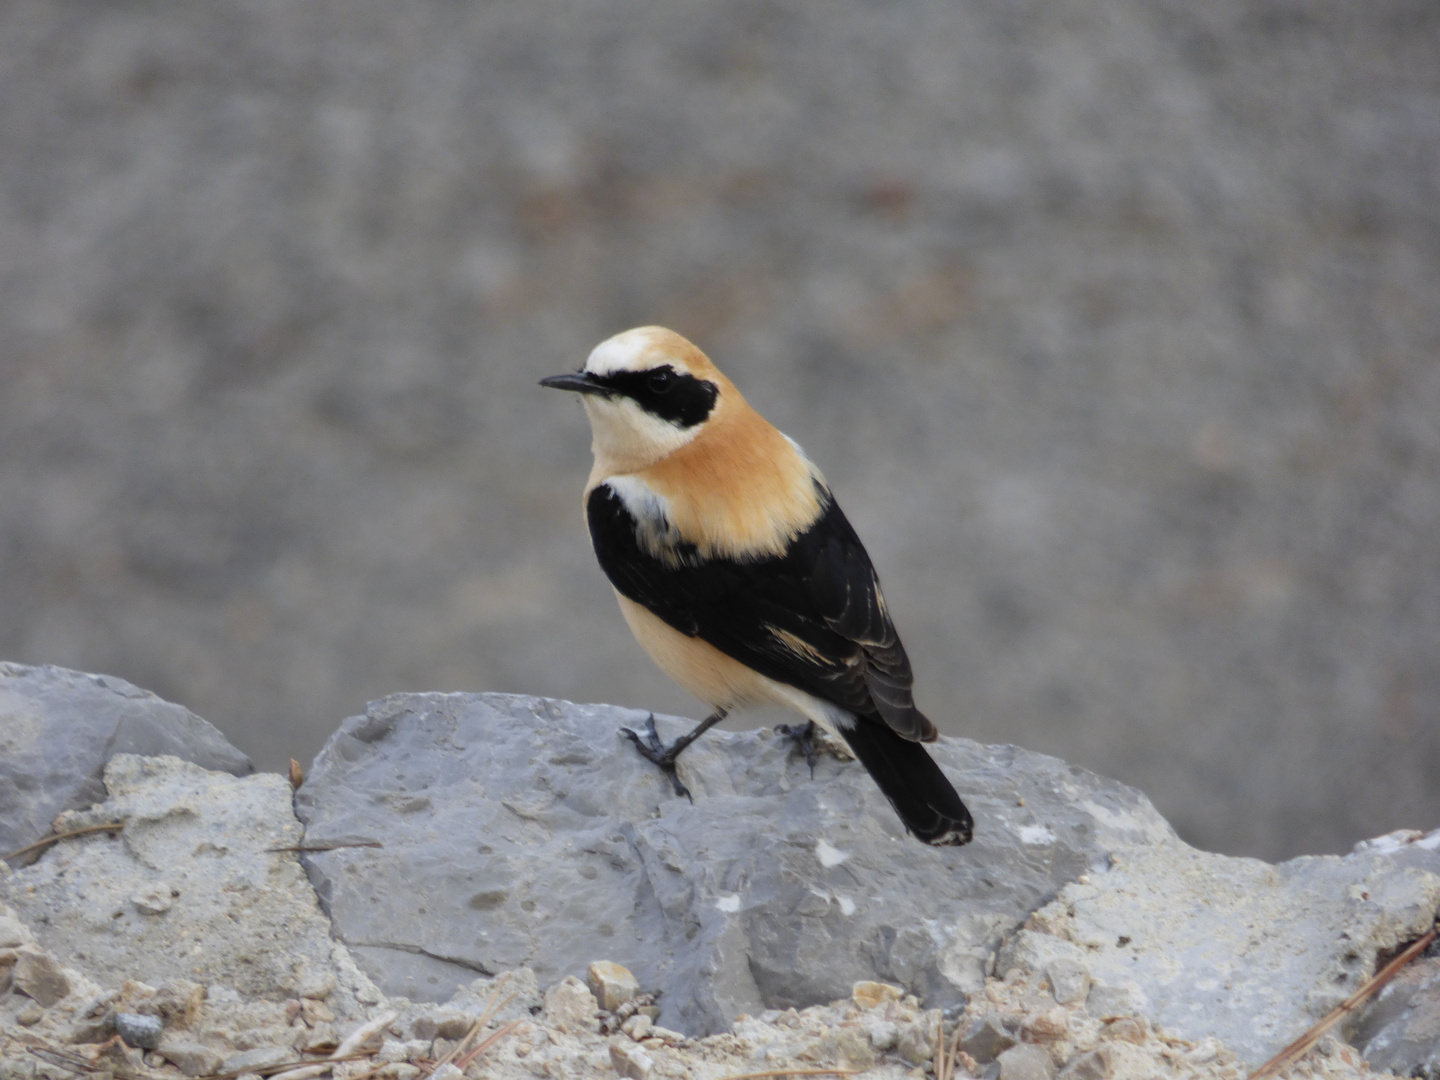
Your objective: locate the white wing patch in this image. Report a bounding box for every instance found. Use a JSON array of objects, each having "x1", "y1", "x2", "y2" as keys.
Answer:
[{"x1": 604, "y1": 475, "x2": 691, "y2": 566}]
